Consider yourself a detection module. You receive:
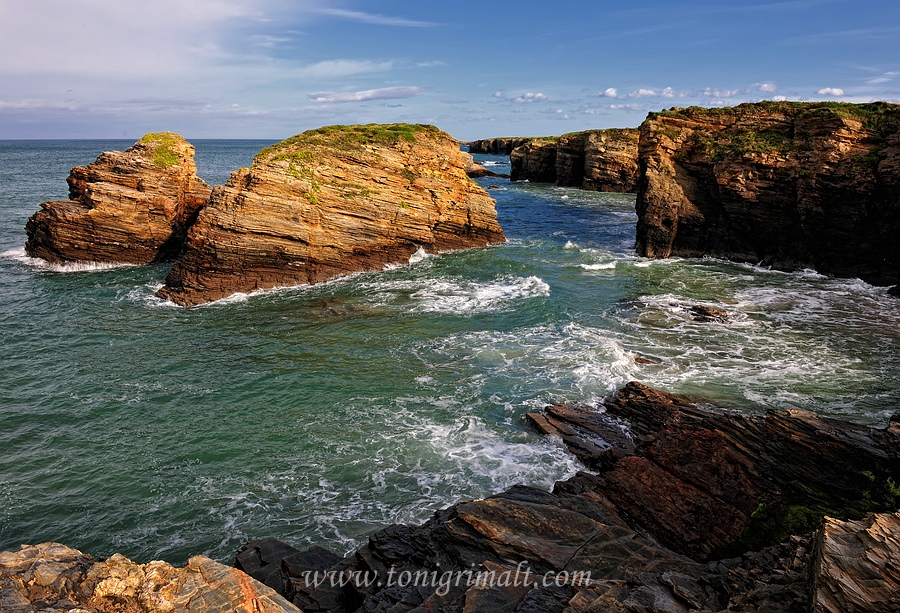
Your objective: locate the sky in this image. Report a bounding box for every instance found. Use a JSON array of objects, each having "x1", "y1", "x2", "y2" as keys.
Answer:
[{"x1": 0, "y1": 0, "x2": 898, "y2": 141}]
